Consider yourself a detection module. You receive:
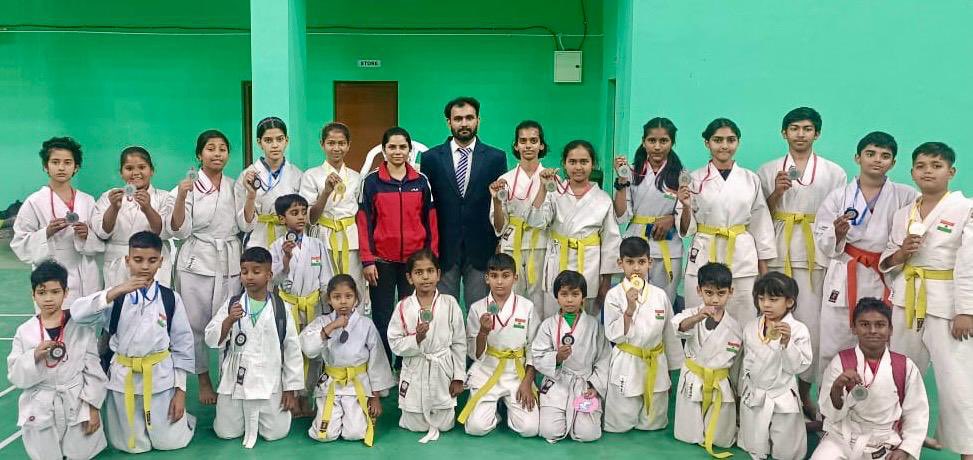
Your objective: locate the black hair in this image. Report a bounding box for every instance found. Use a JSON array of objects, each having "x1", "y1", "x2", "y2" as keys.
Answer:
[
  {"x1": 382, "y1": 127, "x2": 413, "y2": 151},
  {"x1": 853, "y1": 297, "x2": 892, "y2": 324},
  {"x1": 274, "y1": 193, "x2": 308, "y2": 216},
  {"x1": 195, "y1": 130, "x2": 230, "y2": 158},
  {"x1": 443, "y1": 96, "x2": 481, "y2": 119},
  {"x1": 561, "y1": 139, "x2": 596, "y2": 164},
  {"x1": 553, "y1": 270, "x2": 587, "y2": 298},
  {"x1": 912, "y1": 141, "x2": 956, "y2": 166},
  {"x1": 406, "y1": 248, "x2": 440, "y2": 272},
  {"x1": 257, "y1": 116, "x2": 288, "y2": 138},
  {"x1": 31, "y1": 260, "x2": 68, "y2": 291},
  {"x1": 752, "y1": 272, "x2": 800, "y2": 312},
  {"x1": 632, "y1": 117, "x2": 684, "y2": 192},
  {"x1": 697, "y1": 263, "x2": 733, "y2": 290},
  {"x1": 511, "y1": 120, "x2": 548, "y2": 160},
  {"x1": 702, "y1": 118, "x2": 741, "y2": 141},
  {"x1": 781, "y1": 107, "x2": 822, "y2": 132},
  {"x1": 39, "y1": 136, "x2": 83, "y2": 168},
  {"x1": 326, "y1": 274, "x2": 359, "y2": 302},
  {"x1": 321, "y1": 122, "x2": 351, "y2": 142},
  {"x1": 619, "y1": 236, "x2": 651, "y2": 259},
  {"x1": 856, "y1": 131, "x2": 898, "y2": 158},
  {"x1": 241, "y1": 246, "x2": 273, "y2": 265},
  {"x1": 120, "y1": 146, "x2": 154, "y2": 171},
  {"x1": 486, "y1": 253, "x2": 517, "y2": 274},
  {"x1": 129, "y1": 230, "x2": 163, "y2": 252}
]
